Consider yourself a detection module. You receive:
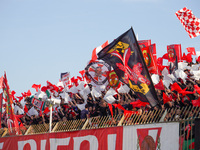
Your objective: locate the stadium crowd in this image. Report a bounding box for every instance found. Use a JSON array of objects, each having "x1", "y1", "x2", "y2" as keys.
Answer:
[{"x1": 1, "y1": 59, "x2": 200, "y2": 129}]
